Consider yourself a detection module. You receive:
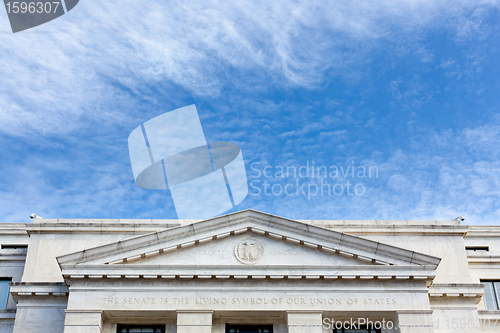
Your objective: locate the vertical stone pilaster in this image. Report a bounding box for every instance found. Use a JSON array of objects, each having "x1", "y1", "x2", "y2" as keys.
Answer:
[
  {"x1": 63, "y1": 310, "x2": 103, "y2": 333},
  {"x1": 396, "y1": 311, "x2": 434, "y2": 333},
  {"x1": 177, "y1": 310, "x2": 213, "y2": 333},
  {"x1": 287, "y1": 311, "x2": 323, "y2": 333}
]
